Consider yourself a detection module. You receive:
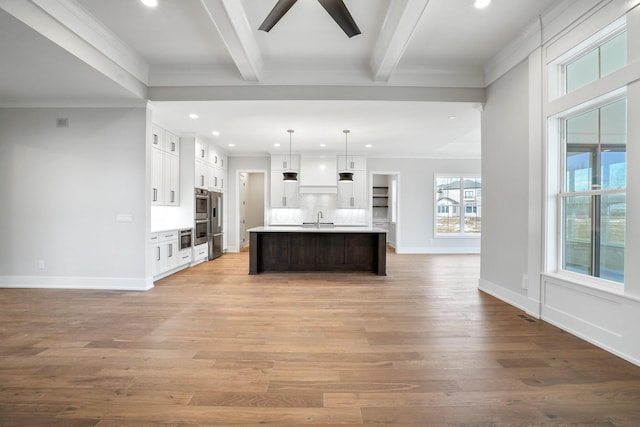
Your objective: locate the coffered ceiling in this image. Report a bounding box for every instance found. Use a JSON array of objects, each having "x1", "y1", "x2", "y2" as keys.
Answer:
[{"x1": 0, "y1": 0, "x2": 560, "y2": 157}]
